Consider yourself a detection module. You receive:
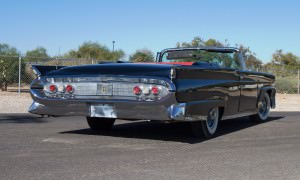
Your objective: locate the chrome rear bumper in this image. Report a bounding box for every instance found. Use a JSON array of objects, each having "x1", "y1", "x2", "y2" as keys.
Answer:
[{"x1": 29, "y1": 89, "x2": 191, "y2": 121}]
